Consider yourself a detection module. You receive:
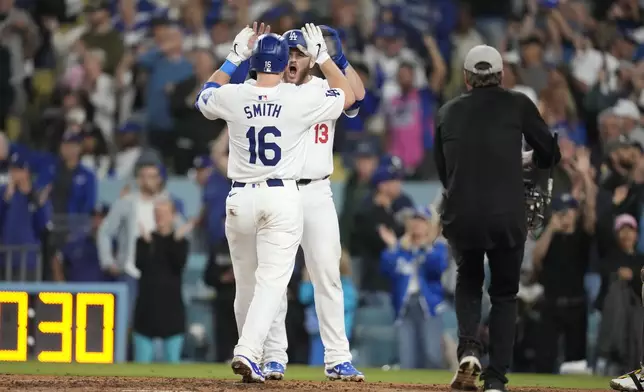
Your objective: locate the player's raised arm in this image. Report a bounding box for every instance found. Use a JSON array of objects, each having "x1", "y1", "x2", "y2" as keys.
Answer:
[
  {"x1": 299, "y1": 23, "x2": 355, "y2": 110},
  {"x1": 195, "y1": 23, "x2": 269, "y2": 120},
  {"x1": 321, "y1": 25, "x2": 365, "y2": 117}
]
